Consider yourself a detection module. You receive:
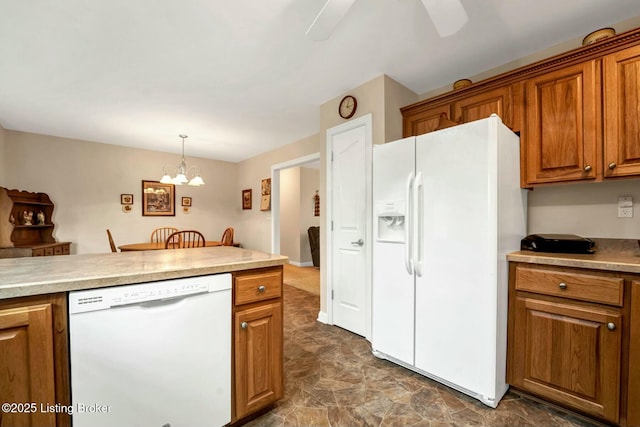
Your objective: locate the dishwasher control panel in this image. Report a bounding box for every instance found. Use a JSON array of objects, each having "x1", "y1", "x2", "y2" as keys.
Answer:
[{"x1": 69, "y1": 274, "x2": 231, "y2": 314}]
